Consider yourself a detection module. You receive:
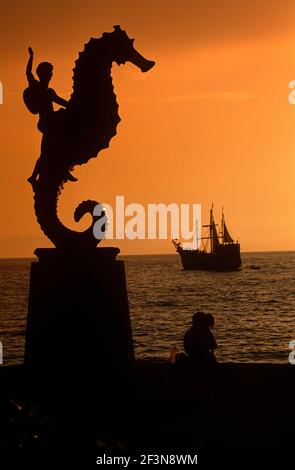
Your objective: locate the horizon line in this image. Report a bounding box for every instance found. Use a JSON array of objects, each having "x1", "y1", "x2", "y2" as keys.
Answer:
[{"x1": 0, "y1": 248, "x2": 294, "y2": 260}]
